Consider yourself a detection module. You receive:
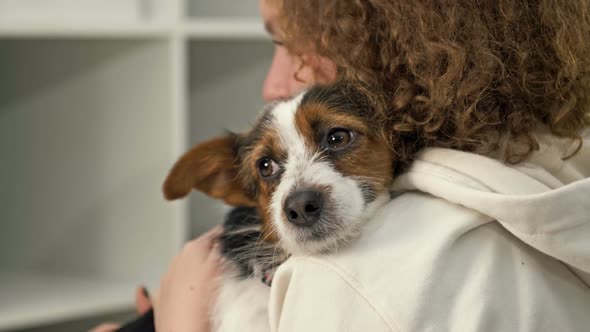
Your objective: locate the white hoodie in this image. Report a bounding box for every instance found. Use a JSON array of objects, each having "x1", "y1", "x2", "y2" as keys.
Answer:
[{"x1": 268, "y1": 130, "x2": 590, "y2": 332}]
